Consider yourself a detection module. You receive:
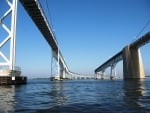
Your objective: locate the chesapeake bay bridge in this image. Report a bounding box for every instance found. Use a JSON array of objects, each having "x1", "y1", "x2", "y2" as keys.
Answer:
[
  {"x1": 0, "y1": 0, "x2": 150, "y2": 84},
  {"x1": 95, "y1": 32, "x2": 150, "y2": 80},
  {"x1": 0, "y1": 0, "x2": 92, "y2": 83}
]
